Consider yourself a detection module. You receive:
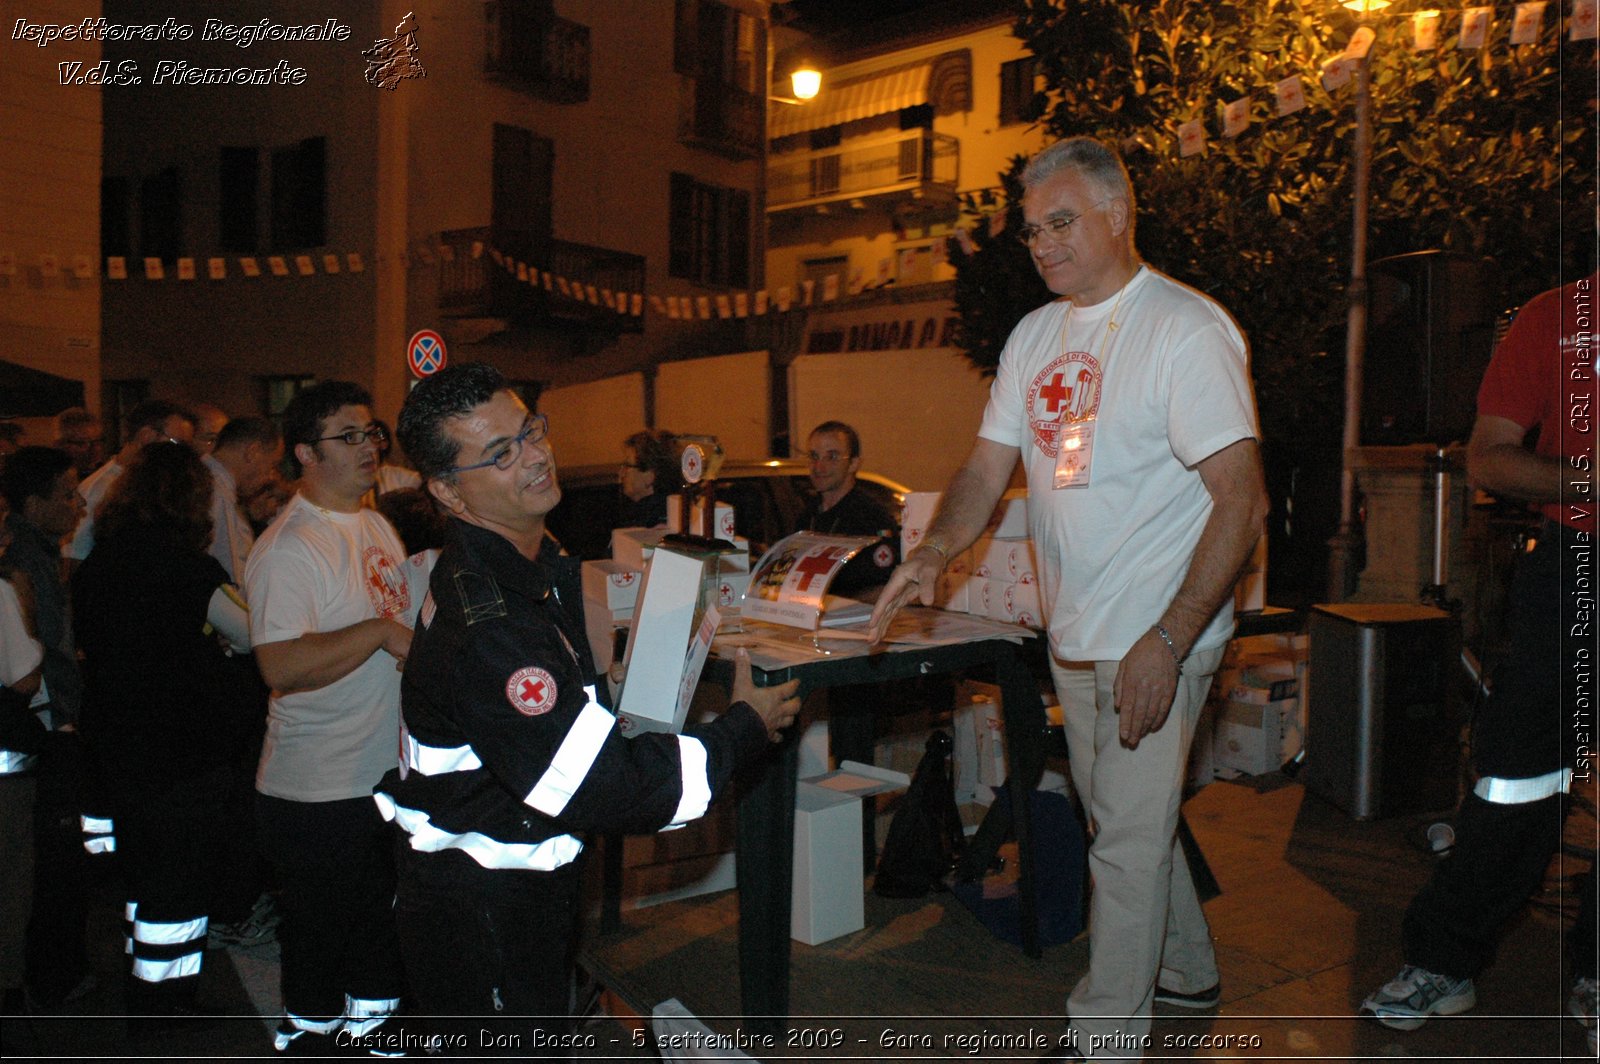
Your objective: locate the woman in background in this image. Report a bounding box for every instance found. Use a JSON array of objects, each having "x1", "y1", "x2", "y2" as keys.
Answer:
[{"x1": 73, "y1": 442, "x2": 256, "y2": 1023}]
